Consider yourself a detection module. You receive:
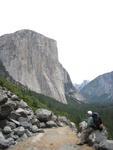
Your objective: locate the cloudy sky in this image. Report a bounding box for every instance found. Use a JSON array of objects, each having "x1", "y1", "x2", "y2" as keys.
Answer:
[{"x1": 0, "y1": 0, "x2": 113, "y2": 84}]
